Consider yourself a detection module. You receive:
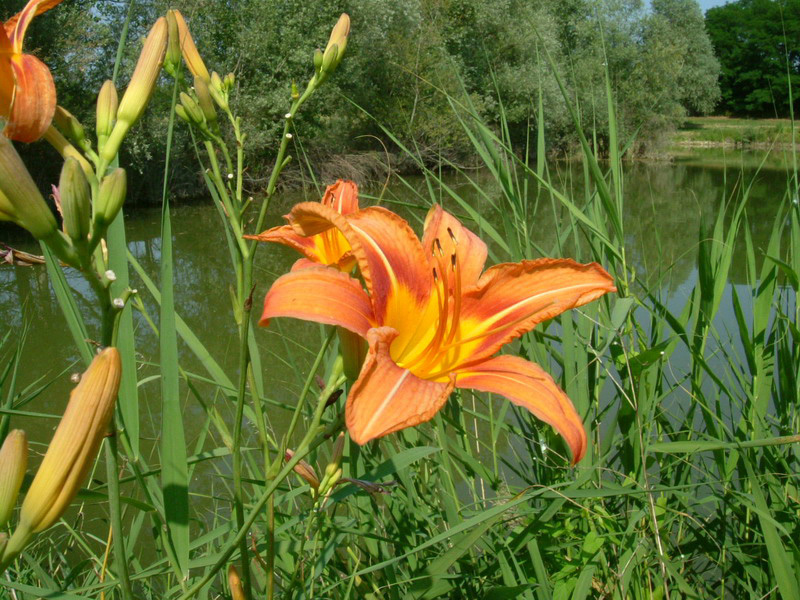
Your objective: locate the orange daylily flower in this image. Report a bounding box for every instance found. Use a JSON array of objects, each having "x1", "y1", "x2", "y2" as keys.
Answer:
[
  {"x1": 260, "y1": 204, "x2": 616, "y2": 464},
  {"x1": 0, "y1": 0, "x2": 63, "y2": 142},
  {"x1": 246, "y1": 179, "x2": 358, "y2": 271}
]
